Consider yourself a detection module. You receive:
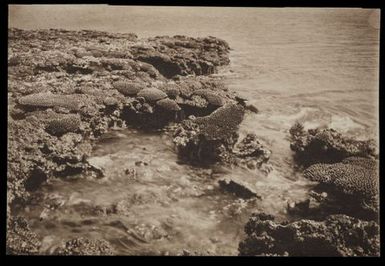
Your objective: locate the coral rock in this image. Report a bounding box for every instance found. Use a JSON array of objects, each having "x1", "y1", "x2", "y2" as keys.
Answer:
[
  {"x1": 173, "y1": 104, "x2": 244, "y2": 163},
  {"x1": 235, "y1": 133, "x2": 271, "y2": 167},
  {"x1": 304, "y1": 157, "x2": 378, "y2": 200},
  {"x1": 239, "y1": 213, "x2": 380, "y2": 256},
  {"x1": 137, "y1": 87, "x2": 168, "y2": 102},
  {"x1": 289, "y1": 125, "x2": 377, "y2": 166},
  {"x1": 18, "y1": 92, "x2": 80, "y2": 111},
  {"x1": 6, "y1": 217, "x2": 41, "y2": 255},
  {"x1": 45, "y1": 114, "x2": 81, "y2": 136},
  {"x1": 219, "y1": 177, "x2": 261, "y2": 199},
  {"x1": 113, "y1": 81, "x2": 145, "y2": 96},
  {"x1": 194, "y1": 103, "x2": 244, "y2": 140},
  {"x1": 156, "y1": 98, "x2": 181, "y2": 111},
  {"x1": 56, "y1": 237, "x2": 114, "y2": 255},
  {"x1": 192, "y1": 89, "x2": 225, "y2": 107}
]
